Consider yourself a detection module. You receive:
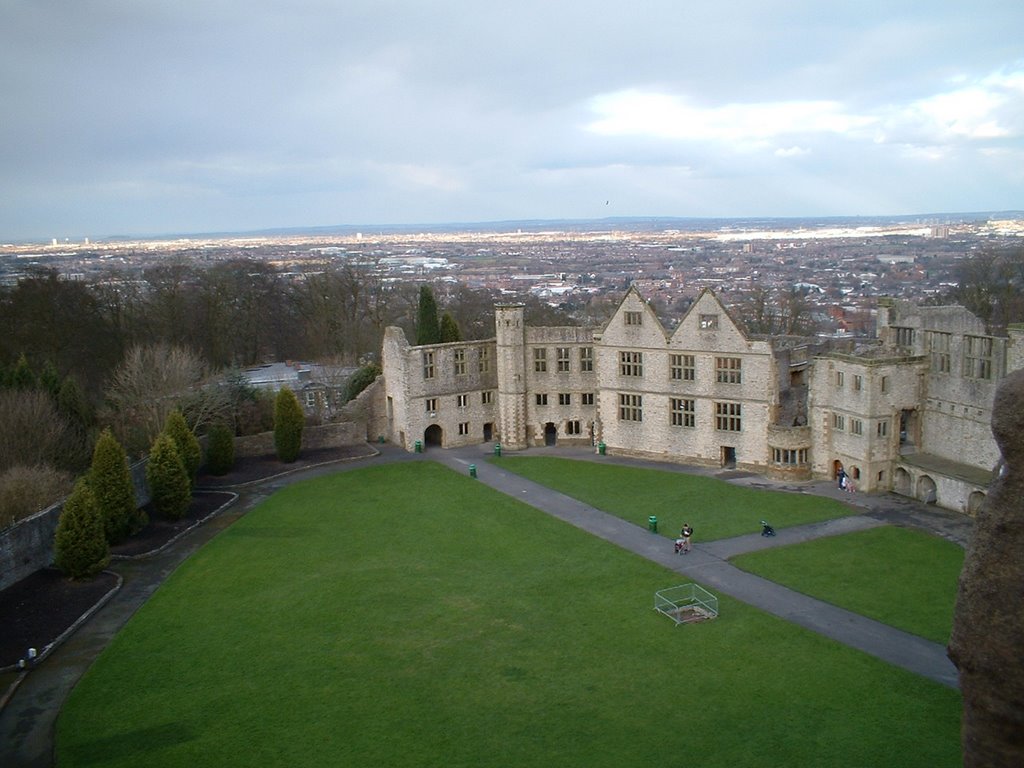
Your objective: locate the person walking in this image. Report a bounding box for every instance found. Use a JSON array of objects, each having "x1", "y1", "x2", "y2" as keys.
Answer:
[{"x1": 680, "y1": 523, "x2": 693, "y2": 554}]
